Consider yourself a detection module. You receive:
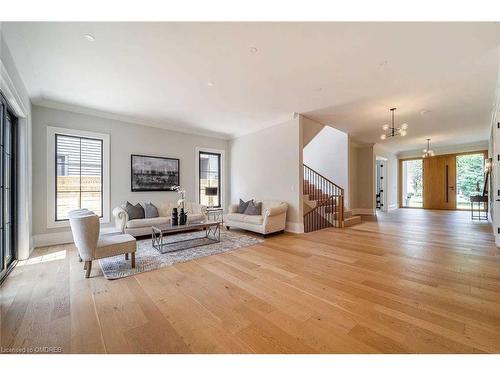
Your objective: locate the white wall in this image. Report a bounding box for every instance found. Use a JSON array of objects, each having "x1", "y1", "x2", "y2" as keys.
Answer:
[
  {"x1": 1, "y1": 27, "x2": 32, "y2": 259},
  {"x1": 373, "y1": 144, "x2": 399, "y2": 210},
  {"x1": 349, "y1": 143, "x2": 375, "y2": 214},
  {"x1": 230, "y1": 117, "x2": 302, "y2": 232},
  {"x1": 348, "y1": 143, "x2": 397, "y2": 214},
  {"x1": 302, "y1": 117, "x2": 349, "y2": 207},
  {"x1": 31, "y1": 105, "x2": 229, "y2": 245}
]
